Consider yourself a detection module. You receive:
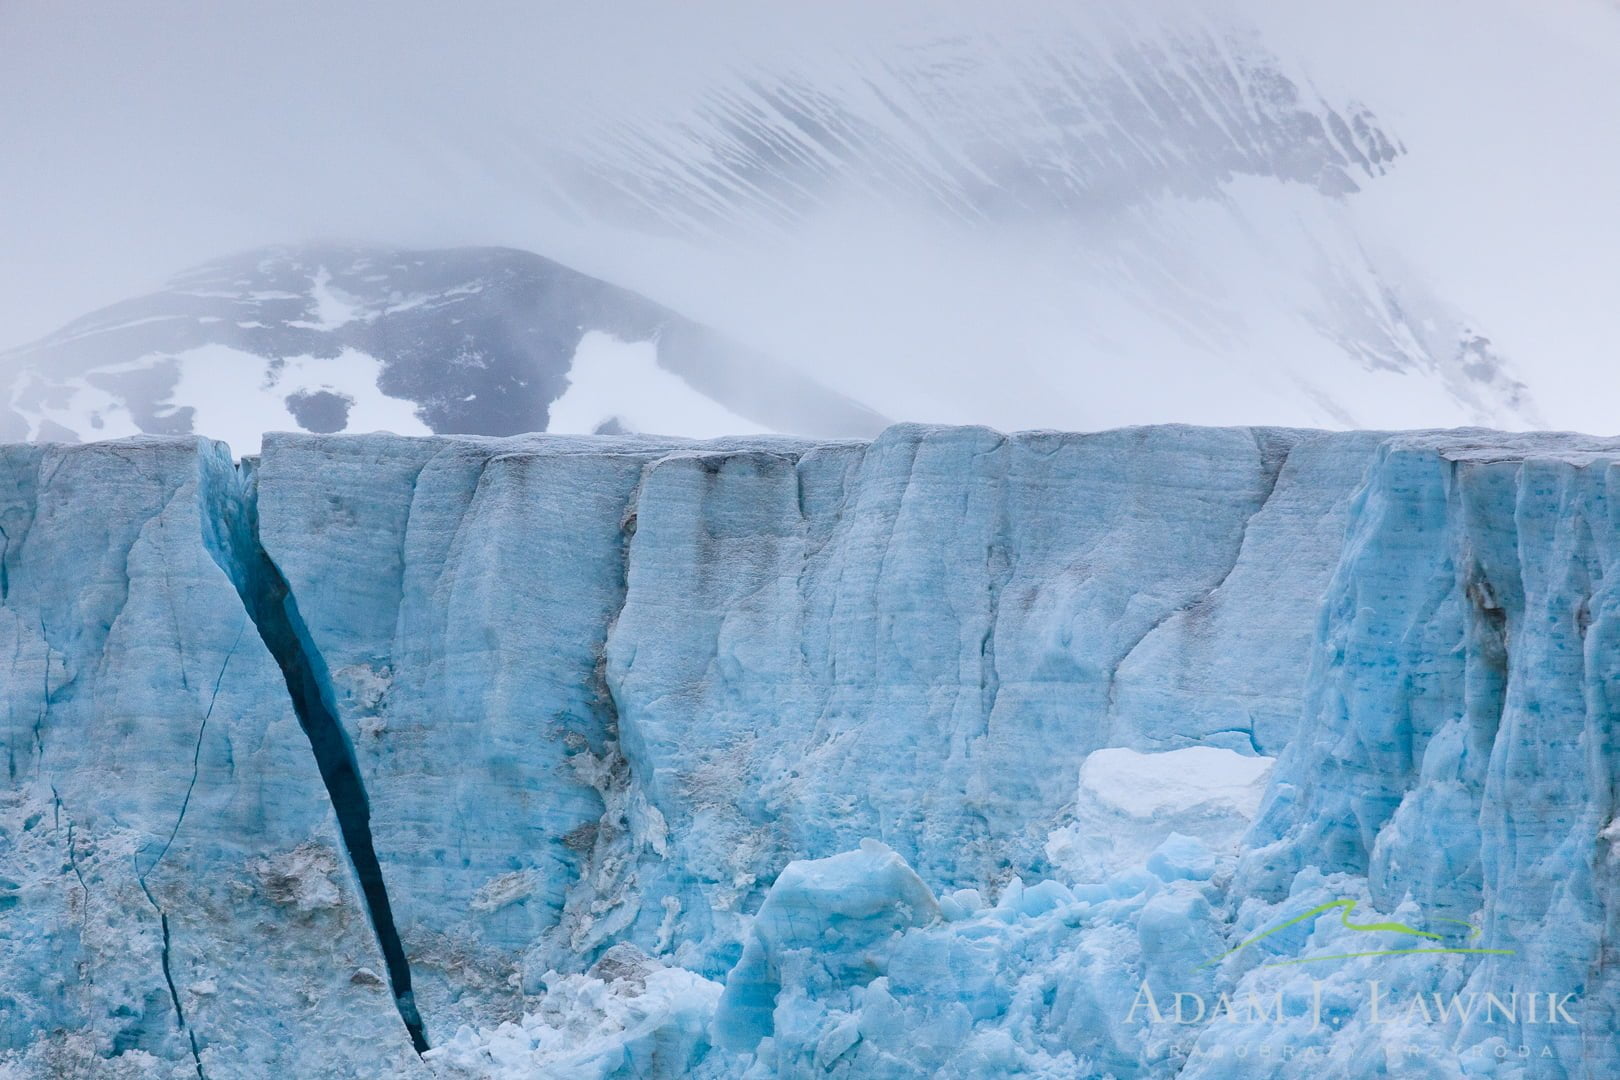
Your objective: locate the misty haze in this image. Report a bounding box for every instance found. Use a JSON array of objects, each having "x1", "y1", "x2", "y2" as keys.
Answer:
[
  {"x1": 4, "y1": 3, "x2": 1620, "y2": 1079},
  {"x1": 6, "y1": 1, "x2": 1618, "y2": 445}
]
